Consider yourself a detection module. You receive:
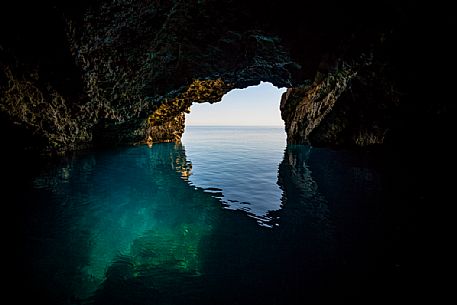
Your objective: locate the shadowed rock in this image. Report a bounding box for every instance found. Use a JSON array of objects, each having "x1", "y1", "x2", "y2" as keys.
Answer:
[{"x1": 1, "y1": 0, "x2": 455, "y2": 153}]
